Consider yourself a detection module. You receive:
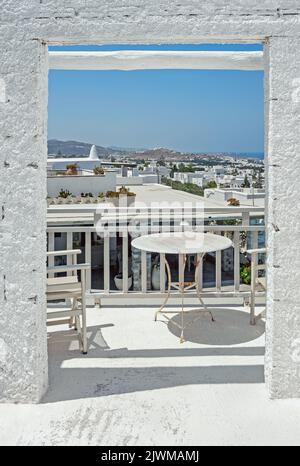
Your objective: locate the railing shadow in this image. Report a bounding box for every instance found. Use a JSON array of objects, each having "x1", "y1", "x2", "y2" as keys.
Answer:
[{"x1": 43, "y1": 363, "x2": 265, "y2": 403}]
